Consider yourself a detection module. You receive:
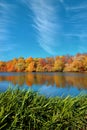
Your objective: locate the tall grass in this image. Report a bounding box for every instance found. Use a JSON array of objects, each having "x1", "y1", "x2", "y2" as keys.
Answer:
[{"x1": 0, "y1": 89, "x2": 87, "y2": 130}]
